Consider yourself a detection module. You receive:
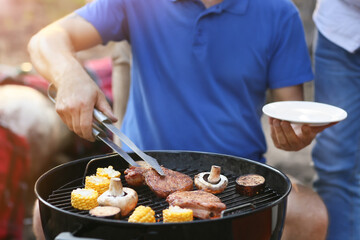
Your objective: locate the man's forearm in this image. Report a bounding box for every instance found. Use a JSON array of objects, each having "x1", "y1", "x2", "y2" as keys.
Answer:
[
  {"x1": 27, "y1": 13, "x2": 115, "y2": 142},
  {"x1": 28, "y1": 25, "x2": 89, "y2": 88},
  {"x1": 270, "y1": 84, "x2": 304, "y2": 102},
  {"x1": 28, "y1": 13, "x2": 103, "y2": 87}
]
